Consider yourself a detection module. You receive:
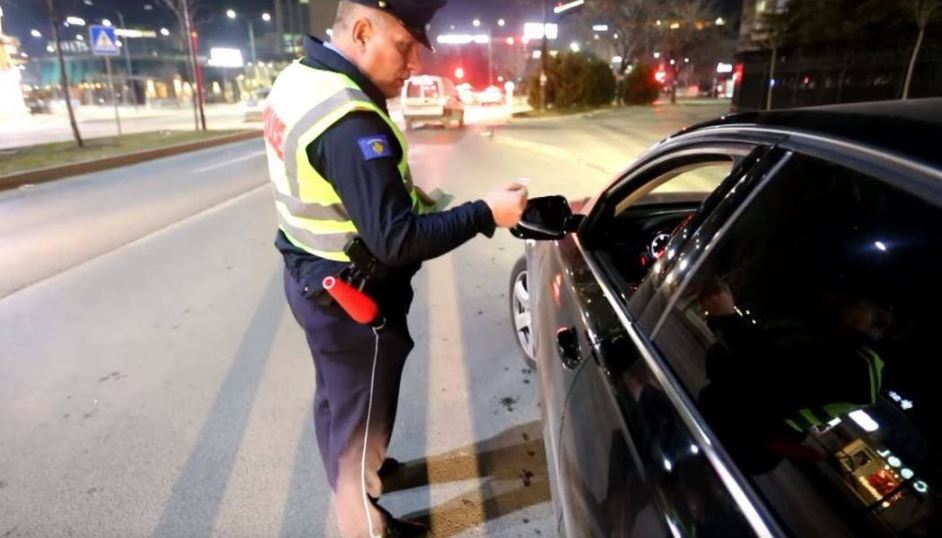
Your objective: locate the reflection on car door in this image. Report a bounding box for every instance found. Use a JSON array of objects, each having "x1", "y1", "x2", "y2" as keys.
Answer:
[
  {"x1": 550, "y1": 231, "x2": 671, "y2": 537},
  {"x1": 528, "y1": 233, "x2": 589, "y2": 532}
]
